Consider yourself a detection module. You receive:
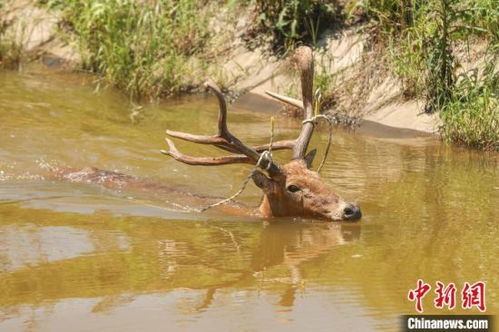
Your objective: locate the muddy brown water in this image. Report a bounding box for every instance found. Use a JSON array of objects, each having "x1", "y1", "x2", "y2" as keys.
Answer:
[{"x1": 0, "y1": 68, "x2": 498, "y2": 331}]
